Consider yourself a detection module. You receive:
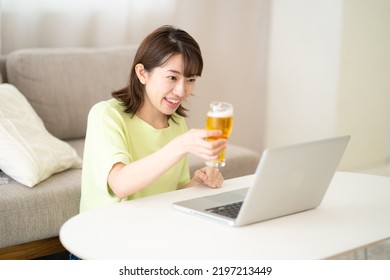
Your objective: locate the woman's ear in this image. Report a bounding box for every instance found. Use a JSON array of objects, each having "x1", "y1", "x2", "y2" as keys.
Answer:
[{"x1": 135, "y1": 63, "x2": 148, "y2": 85}]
